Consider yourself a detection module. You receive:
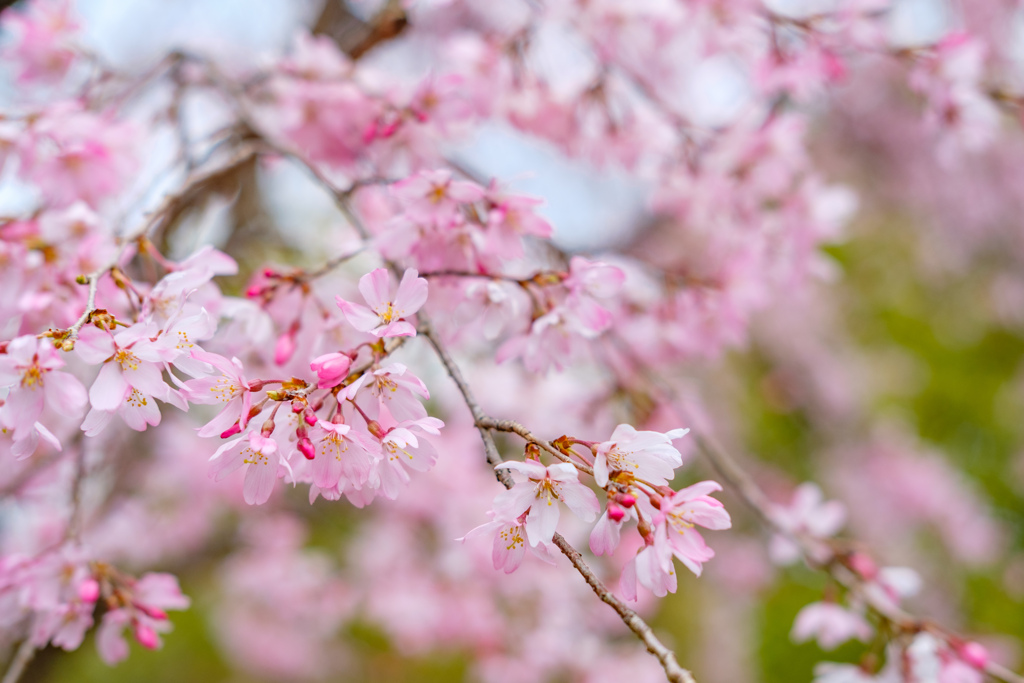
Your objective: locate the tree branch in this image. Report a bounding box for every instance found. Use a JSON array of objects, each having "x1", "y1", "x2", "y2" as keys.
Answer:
[{"x1": 1, "y1": 638, "x2": 35, "y2": 683}]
